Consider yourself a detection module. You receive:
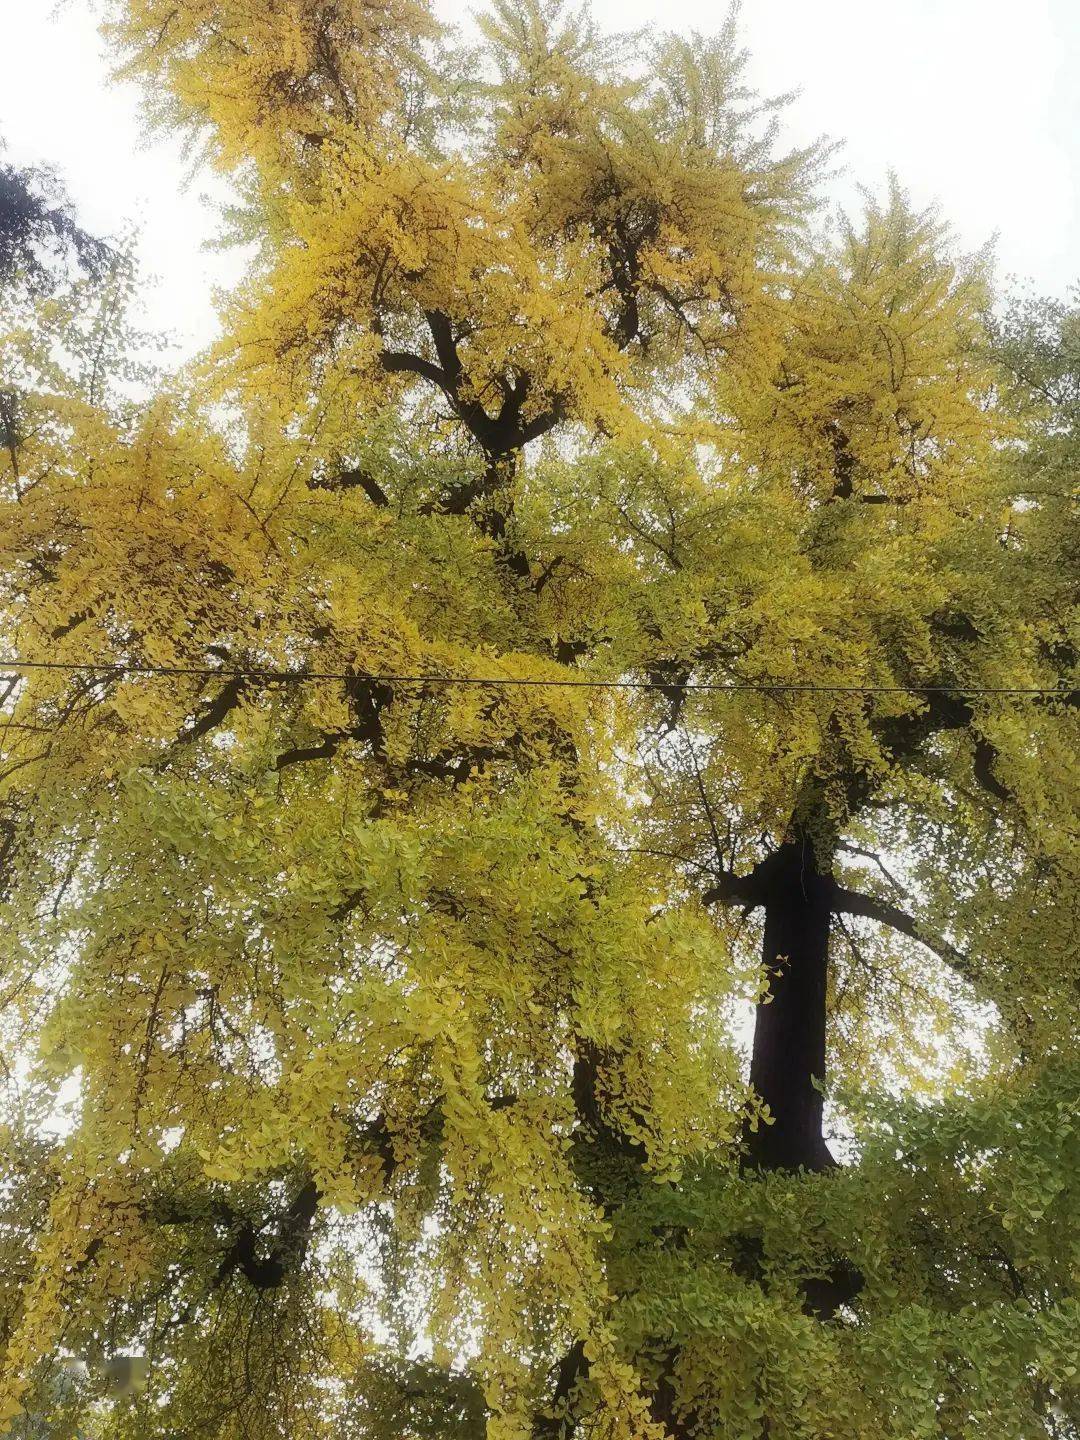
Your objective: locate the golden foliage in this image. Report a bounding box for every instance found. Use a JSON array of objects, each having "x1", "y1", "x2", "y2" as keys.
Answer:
[{"x1": 0, "y1": 2, "x2": 1075, "y2": 1437}]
